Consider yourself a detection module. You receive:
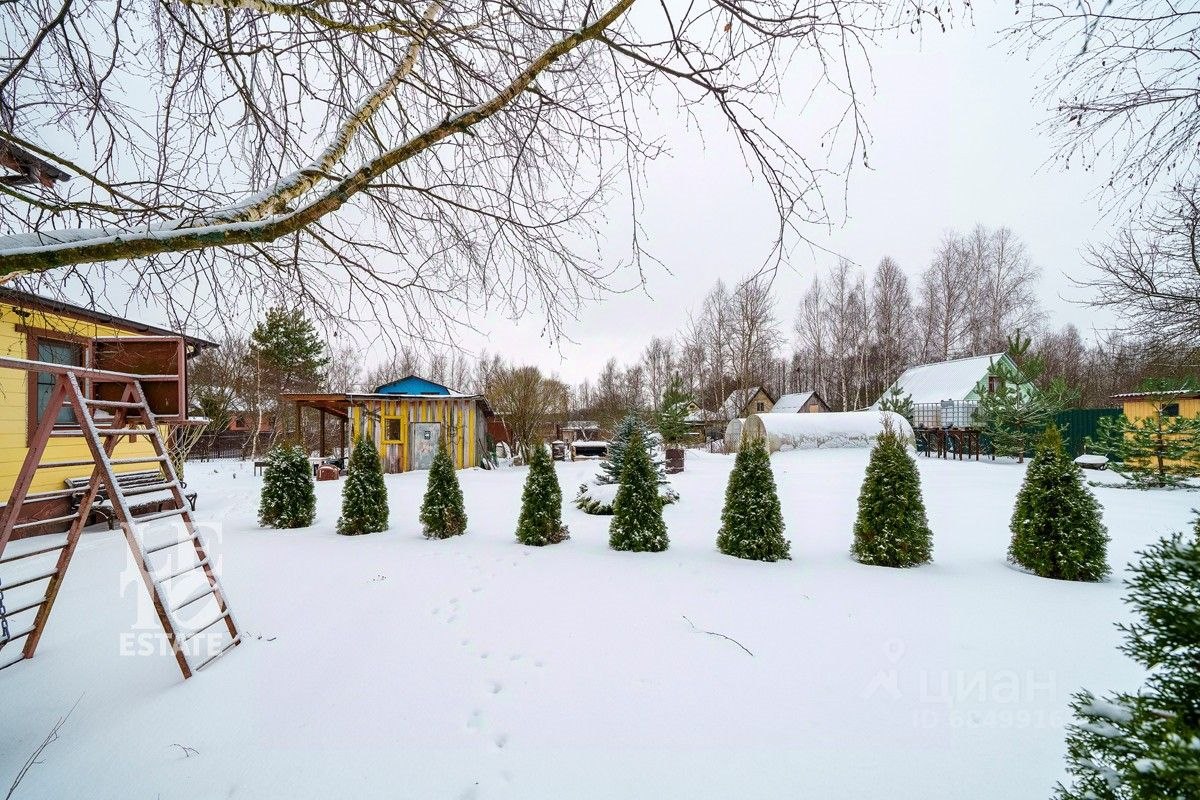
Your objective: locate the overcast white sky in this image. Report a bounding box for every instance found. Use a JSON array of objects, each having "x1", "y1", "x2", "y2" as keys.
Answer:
[{"x1": 439, "y1": 4, "x2": 1121, "y2": 385}]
